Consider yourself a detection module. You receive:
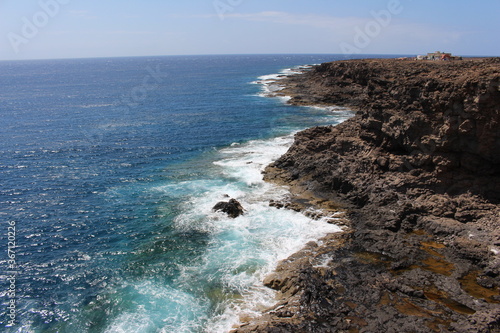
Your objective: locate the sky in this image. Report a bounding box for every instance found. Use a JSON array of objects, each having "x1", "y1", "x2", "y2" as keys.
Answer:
[{"x1": 0, "y1": 0, "x2": 499, "y2": 60}]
